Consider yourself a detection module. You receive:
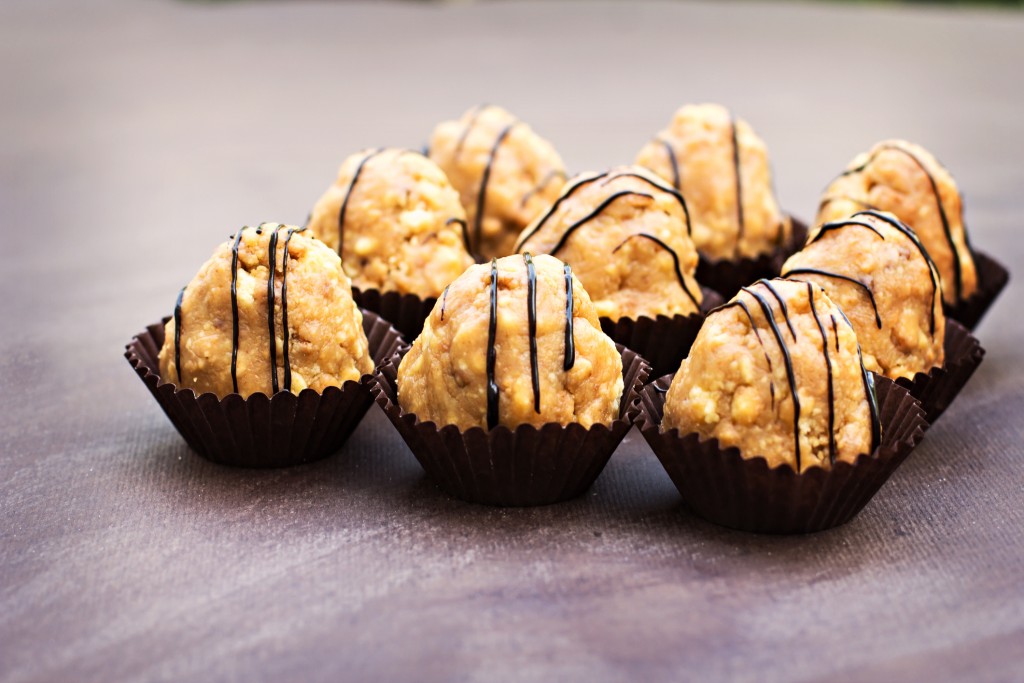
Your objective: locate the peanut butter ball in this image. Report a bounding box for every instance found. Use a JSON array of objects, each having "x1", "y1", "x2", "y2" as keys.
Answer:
[
  {"x1": 514, "y1": 166, "x2": 703, "y2": 322},
  {"x1": 816, "y1": 139, "x2": 977, "y2": 305},
  {"x1": 306, "y1": 148, "x2": 475, "y2": 298},
  {"x1": 783, "y1": 210, "x2": 945, "y2": 381},
  {"x1": 635, "y1": 103, "x2": 790, "y2": 261},
  {"x1": 398, "y1": 254, "x2": 622, "y2": 430},
  {"x1": 663, "y1": 279, "x2": 879, "y2": 472},
  {"x1": 159, "y1": 224, "x2": 373, "y2": 398},
  {"x1": 429, "y1": 105, "x2": 567, "y2": 261}
]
